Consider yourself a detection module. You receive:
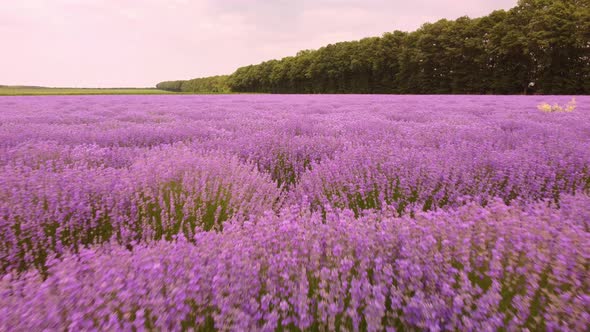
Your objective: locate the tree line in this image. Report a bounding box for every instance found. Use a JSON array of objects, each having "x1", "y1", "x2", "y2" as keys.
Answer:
[
  {"x1": 157, "y1": 0, "x2": 589, "y2": 95},
  {"x1": 156, "y1": 75, "x2": 231, "y2": 93}
]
